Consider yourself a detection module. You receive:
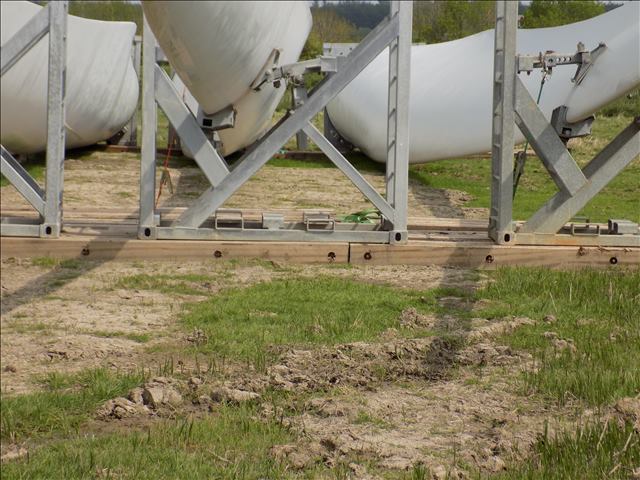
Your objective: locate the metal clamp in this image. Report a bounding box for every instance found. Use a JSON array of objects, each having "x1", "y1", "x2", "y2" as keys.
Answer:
[
  {"x1": 304, "y1": 212, "x2": 335, "y2": 232},
  {"x1": 252, "y1": 56, "x2": 339, "y2": 91},
  {"x1": 214, "y1": 209, "x2": 244, "y2": 230},
  {"x1": 569, "y1": 221, "x2": 600, "y2": 237},
  {"x1": 517, "y1": 42, "x2": 606, "y2": 85},
  {"x1": 551, "y1": 105, "x2": 594, "y2": 140},
  {"x1": 262, "y1": 213, "x2": 285, "y2": 230},
  {"x1": 608, "y1": 219, "x2": 639, "y2": 235}
]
